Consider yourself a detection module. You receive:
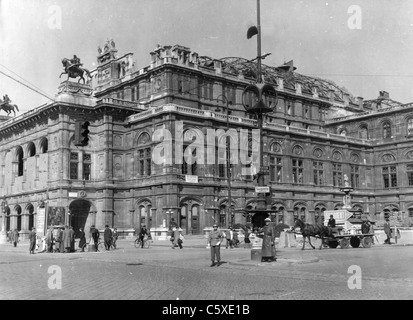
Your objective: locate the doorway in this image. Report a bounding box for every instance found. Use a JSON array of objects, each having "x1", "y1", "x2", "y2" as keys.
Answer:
[{"x1": 69, "y1": 200, "x2": 91, "y2": 238}]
